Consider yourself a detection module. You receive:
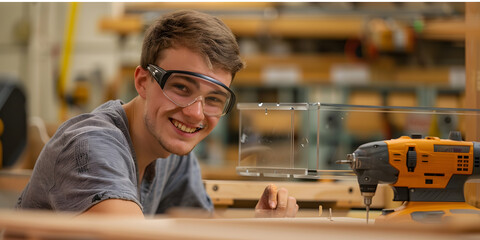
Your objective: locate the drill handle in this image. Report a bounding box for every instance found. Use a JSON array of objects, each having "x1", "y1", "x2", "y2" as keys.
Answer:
[{"x1": 392, "y1": 187, "x2": 410, "y2": 201}]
